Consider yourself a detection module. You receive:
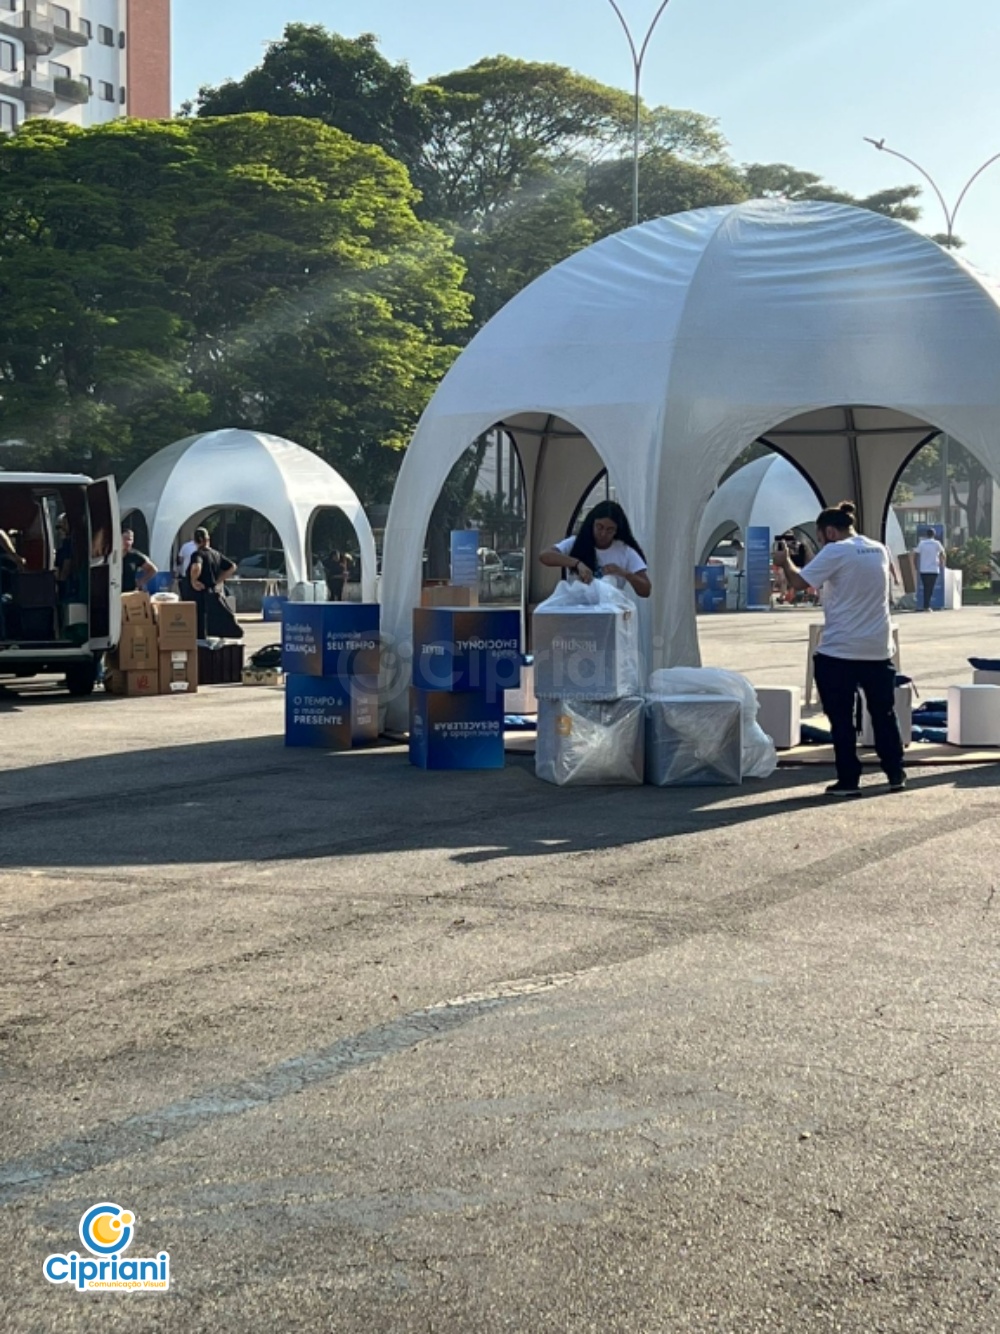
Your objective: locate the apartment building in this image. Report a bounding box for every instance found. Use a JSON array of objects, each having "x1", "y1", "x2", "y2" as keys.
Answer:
[{"x1": 0, "y1": 0, "x2": 170, "y2": 133}]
